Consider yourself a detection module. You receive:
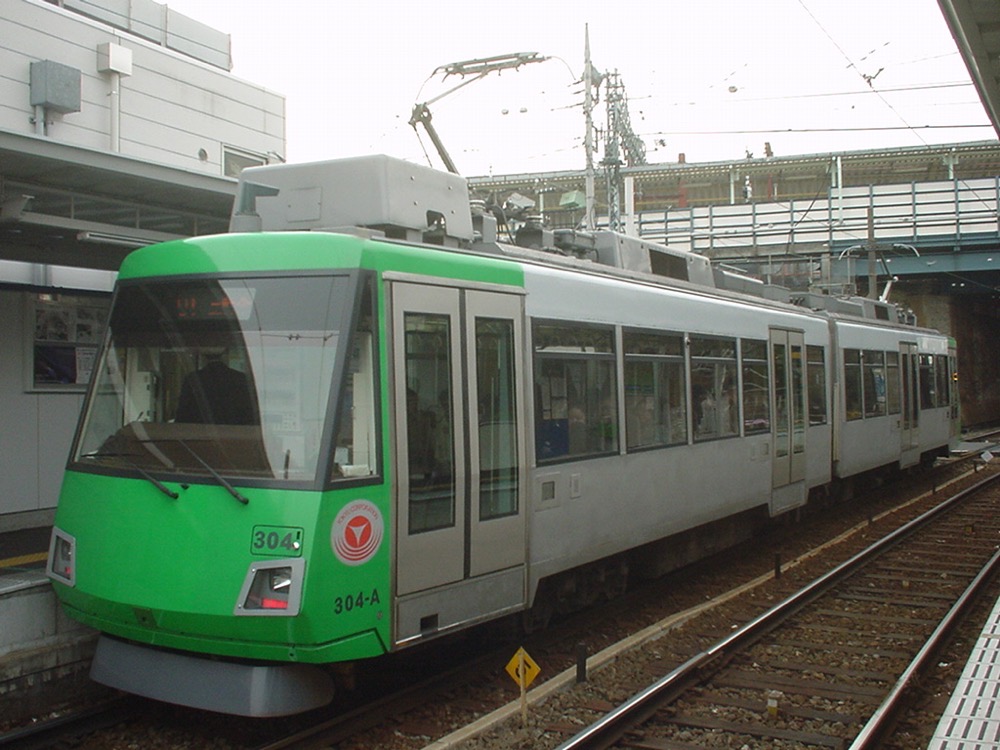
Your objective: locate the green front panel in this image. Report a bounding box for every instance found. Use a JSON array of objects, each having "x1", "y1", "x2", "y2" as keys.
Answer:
[
  {"x1": 53, "y1": 471, "x2": 392, "y2": 663},
  {"x1": 54, "y1": 230, "x2": 525, "y2": 664}
]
